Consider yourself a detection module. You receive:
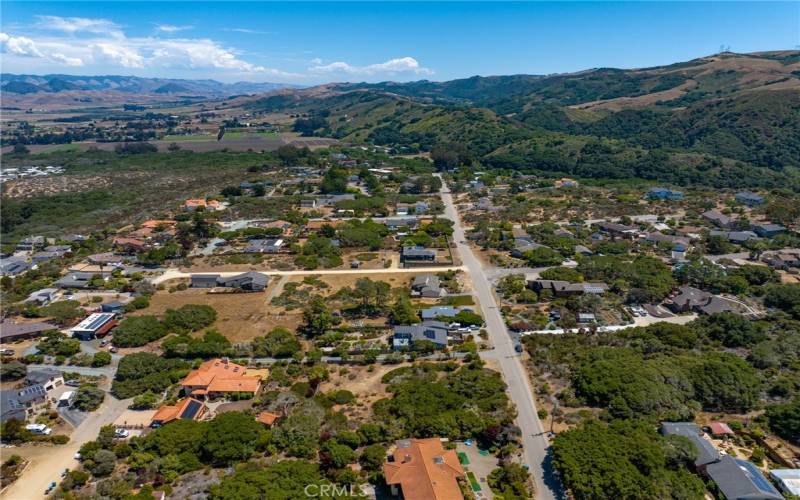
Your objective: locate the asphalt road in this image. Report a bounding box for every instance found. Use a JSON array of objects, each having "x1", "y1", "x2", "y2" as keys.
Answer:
[{"x1": 437, "y1": 177, "x2": 562, "y2": 500}]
